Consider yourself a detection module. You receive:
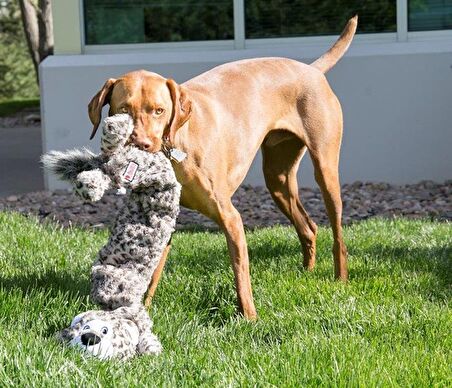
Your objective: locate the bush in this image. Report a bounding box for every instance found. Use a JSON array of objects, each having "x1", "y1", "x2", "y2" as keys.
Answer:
[{"x1": 0, "y1": 0, "x2": 38, "y2": 101}]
